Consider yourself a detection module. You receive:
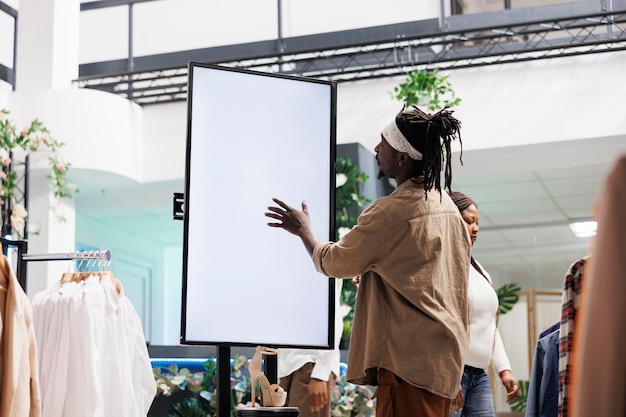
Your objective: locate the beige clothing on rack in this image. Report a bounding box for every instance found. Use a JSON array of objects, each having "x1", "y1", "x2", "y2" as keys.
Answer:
[
  {"x1": 571, "y1": 155, "x2": 626, "y2": 417},
  {"x1": 0, "y1": 254, "x2": 42, "y2": 417}
]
